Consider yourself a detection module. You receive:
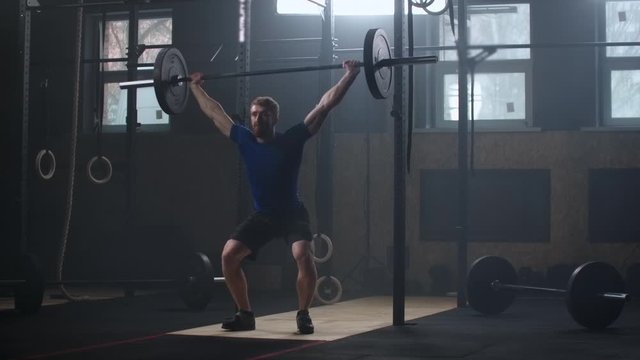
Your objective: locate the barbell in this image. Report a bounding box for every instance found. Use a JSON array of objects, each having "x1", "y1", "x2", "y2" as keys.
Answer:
[
  {"x1": 118, "y1": 28, "x2": 438, "y2": 115},
  {"x1": 0, "y1": 252, "x2": 226, "y2": 313},
  {"x1": 466, "y1": 256, "x2": 631, "y2": 330}
]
